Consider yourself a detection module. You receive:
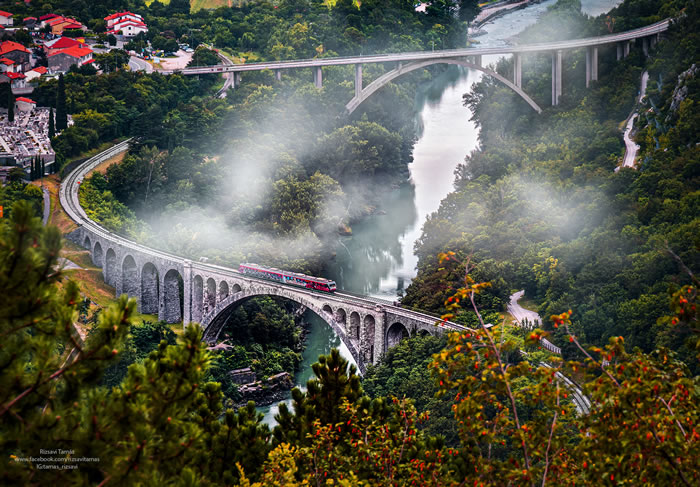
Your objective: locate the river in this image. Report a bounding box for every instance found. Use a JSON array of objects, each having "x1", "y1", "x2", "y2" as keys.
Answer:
[{"x1": 259, "y1": 0, "x2": 623, "y2": 426}]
